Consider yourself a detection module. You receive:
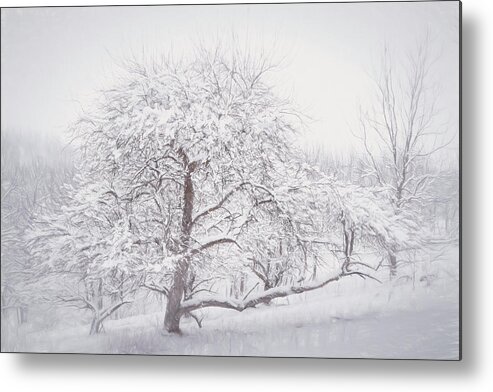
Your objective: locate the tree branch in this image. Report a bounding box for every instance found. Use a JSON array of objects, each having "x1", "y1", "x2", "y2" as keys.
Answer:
[
  {"x1": 189, "y1": 237, "x2": 242, "y2": 256},
  {"x1": 180, "y1": 271, "x2": 345, "y2": 314}
]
